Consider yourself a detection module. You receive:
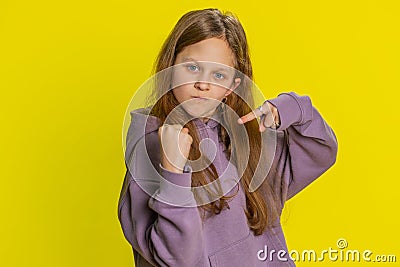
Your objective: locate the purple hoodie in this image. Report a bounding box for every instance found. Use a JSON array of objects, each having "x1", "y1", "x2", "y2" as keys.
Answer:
[{"x1": 117, "y1": 92, "x2": 338, "y2": 266}]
